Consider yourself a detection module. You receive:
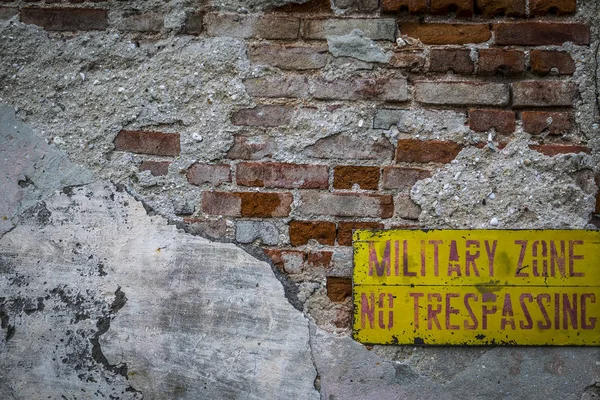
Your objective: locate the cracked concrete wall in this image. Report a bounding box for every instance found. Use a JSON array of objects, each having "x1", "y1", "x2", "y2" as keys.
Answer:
[{"x1": 1, "y1": 0, "x2": 600, "y2": 398}]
